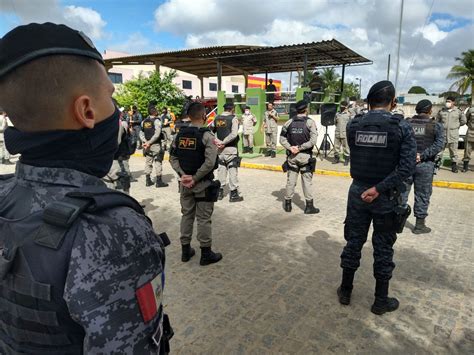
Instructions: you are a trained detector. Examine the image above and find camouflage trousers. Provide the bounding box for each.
[463,140,473,161]
[218,153,239,191]
[340,182,398,281]
[401,161,435,219]
[334,136,349,157]
[144,144,164,177]
[265,131,278,151]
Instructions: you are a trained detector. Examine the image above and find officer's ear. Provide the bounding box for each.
[72,95,96,129]
[390,98,397,110]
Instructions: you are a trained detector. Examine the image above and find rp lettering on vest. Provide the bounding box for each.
[355,131,388,147]
[178,137,197,150]
[216,120,227,127]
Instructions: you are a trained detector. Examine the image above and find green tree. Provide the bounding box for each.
[447,49,474,104]
[408,86,428,94]
[114,70,185,115]
[320,68,341,95]
[340,82,359,100]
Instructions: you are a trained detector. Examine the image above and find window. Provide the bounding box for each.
[108,72,123,84]
[182,80,192,90]
[231,85,239,93]
[209,82,217,91]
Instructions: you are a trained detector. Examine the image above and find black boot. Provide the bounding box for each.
[265,150,271,157]
[271,151,276,158]
[155,176,169,188]
[343,155,350,166]
[462,160,469,172]
[249,147,254,154]
[304,200,320,214]
[229,189,244,202]
[337,269,354,305]
[218,188,224,200]
[145,175,153,187]
[181,244,196,262]
[371,280,399,315]
[451,161,458,173]
[200,246,223,266]
[284,199,292,212]
[333,154,340,164]
[413,217,431,234]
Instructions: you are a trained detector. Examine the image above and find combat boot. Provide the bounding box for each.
[145,175,153,187]
[181,244,195,262]
[249,147,254,154]
[337,269,354,305]
[200,246,223,266]
[333,154,340,164]
[229,190,244,202]
[462,160,469,172]
[218,188,224,200]
[265,150,271,157]
[413,217,431,234]
[304,200,320,214]
[371,280,399,315]
[155,176,169,188]
[451,162,458,173]
[343,155,350,166]
[271,151,276,158]
[284,199,292,212]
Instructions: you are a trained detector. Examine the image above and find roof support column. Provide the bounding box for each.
[217,61,222,91]
[303,50,308,87]
[199,77,204,98]
[154,61,163,74]
[244,73,249,89]
[265,71,268,89]
[340,64,346,97]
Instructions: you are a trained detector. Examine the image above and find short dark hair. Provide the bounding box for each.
[367,86,395,108]
[297,108,307,114]
[340,100,348,107]
[132,105,138,110]
[187,102,205,119]
[148,105,157,116]
[446,96,456,102]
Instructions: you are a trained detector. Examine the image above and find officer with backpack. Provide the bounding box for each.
[141,105,169,188]
[280,100,319,214]
[0,23,171,354]
[170,102,223,265]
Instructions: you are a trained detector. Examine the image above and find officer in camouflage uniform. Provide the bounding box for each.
[462,106,474,172]
[241,105,257,153]
[401,100,444,234]
[280,100,319,214]
[141,105,169,188]
[212,103,244,202]
[170,103,223,265]
[333,101,351,165]
[337,81,416,315]
[264,103,279,158]
[0,23,170,354]
[436,96,467,173]
[348,97,360,118]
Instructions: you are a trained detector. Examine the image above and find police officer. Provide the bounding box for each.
[161,107,173,148]
[461,106,474,172]
[241,105,257,153]
[141,105,169,188]
[130,105,143,149]
[264,103,279,158]
[401,99,444,234]
[391,98,405,116]
[333,101,351,165]
[337,81,416,315]
[280,100,319,214]
[170,102,223,265]
[436,96,467,173]
[0,108,13,165]
[212,103,244,202]
[0,23,170,353]
[348,97,360,118]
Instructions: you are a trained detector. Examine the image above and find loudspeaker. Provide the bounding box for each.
[289,103,297,119]
[321,103,337,126]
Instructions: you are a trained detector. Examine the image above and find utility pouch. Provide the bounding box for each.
[308,157,317,172]
[282,161,289,173]
[394,204,411,234]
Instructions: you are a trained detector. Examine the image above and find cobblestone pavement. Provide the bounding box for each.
[1,157,473,354]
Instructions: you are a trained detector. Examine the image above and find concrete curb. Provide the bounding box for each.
[132,153,474,191]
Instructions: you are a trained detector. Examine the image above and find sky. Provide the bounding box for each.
[1,0,473,96]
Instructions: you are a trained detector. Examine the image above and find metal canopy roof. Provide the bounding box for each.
[105,40,371,77]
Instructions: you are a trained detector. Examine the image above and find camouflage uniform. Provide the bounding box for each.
[436,106,467,163]
[334,110,351,159]
[462,107,474,165]
[264,109,279,153]
[0,163,166,353]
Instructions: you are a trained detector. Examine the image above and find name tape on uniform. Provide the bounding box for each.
[355,131,388,148]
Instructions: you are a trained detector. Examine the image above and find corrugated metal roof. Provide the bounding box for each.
[105,40,371,77]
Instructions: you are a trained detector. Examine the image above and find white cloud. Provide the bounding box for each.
[413,23,448,45]
[109,32,163,54]
[0,0,106,40]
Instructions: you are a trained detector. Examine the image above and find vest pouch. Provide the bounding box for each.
[0,247,16,280]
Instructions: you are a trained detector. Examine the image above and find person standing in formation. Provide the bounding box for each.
[333,101,351,165]
[461,105,474,172]
[264,103,279,158]
[129,105,143,149]
[241,105,257,153]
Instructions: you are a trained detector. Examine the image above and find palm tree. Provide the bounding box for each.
[320,68,341,95]
[447,49,474,104]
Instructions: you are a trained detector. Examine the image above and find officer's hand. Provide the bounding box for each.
[361,187,379,203]
[416,153,421,163]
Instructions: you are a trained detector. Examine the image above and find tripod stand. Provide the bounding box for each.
[315,125,334,158]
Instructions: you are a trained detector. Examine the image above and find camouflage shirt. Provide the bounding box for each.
[0,163,164,354]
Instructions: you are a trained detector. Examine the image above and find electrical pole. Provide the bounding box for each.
[395,0,404,90]
[387,54,391,80]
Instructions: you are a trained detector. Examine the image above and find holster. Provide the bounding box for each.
[196,181,221,202]
[159,314,174,355]
[305,157,316,173]
[394,204,411,233]
[282,161,289,173]
[227,156,241,169]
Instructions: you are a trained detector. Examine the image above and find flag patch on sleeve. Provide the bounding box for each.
[136,273,163,323]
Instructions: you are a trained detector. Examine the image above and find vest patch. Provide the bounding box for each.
[290,127,304,134]
[355,131,388,147]
[178,137,197,150]
[412,124,426,136]
[143,122,153,129]
[136,273,163,323]
[216,120,227,127]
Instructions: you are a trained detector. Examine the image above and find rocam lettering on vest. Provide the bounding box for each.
[178,137,197,150]
[355,131,388,147]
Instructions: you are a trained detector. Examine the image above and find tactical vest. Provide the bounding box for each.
[348,111,402,185]
[286,116,312,153]
[142,116,157,141]
[174,120,191,134]
[174,127,216,180]
[407,115,436,154]
[0,186,169,354]
[214,115,239,147]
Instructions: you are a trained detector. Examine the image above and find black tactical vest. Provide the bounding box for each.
[0,185,167,354]
[286,116,312,153]
[174,120,191,134]
[348,111,402,185]
[407,115,436,154]
[174,127,216,180]
[214,115,239,147]
[142,116,157,141]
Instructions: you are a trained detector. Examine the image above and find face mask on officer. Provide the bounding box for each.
[446,101,453,109]
[245,109,250,115]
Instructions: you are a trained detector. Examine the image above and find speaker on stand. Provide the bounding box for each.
[318,103,337,159]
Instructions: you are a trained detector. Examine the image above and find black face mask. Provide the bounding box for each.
[5,107,120,178]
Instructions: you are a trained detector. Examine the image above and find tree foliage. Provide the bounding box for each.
[114,70,185,115]
[447,49,474,104]
[408,86,428,94]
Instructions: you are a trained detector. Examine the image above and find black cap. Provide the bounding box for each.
[223,103,234,110]
[295,100,308,111]
[0,22,104,79]
[415,99,432,113]
[244,105,250,109]
[367,80,395,100]
[446,96,456,102]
